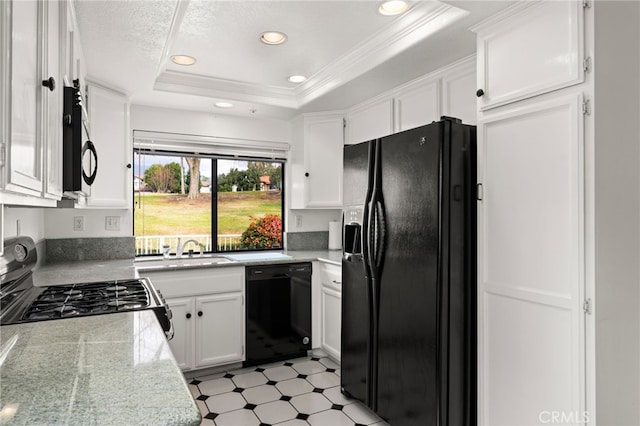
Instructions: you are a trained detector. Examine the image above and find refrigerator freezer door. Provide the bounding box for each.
[343,142,372,207]
[376,123,443,425]
[340,254,371,405]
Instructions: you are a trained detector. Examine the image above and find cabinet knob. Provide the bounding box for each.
[186,313,192,319]
[476,89,484,98]
[126,163,132,169]
[42,77,56,92]
[305,172,309,177]
[197,311,203,317]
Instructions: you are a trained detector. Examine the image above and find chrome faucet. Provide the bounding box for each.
[175,238,204,258]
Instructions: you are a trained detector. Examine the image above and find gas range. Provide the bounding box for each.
[0,237,173,339]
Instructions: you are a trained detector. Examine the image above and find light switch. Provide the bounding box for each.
[105,216,120,231]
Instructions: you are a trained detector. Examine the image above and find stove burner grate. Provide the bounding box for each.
[20,280,151,322]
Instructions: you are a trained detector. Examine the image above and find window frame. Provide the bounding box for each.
[133,148,286,257]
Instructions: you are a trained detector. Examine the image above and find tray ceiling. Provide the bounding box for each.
[73,0,512,119]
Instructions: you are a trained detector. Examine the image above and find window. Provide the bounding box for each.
[134,150,284,256]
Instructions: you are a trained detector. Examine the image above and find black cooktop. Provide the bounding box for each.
[21,279,151,322]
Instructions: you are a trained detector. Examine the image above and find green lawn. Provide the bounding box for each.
[134,191,282,236]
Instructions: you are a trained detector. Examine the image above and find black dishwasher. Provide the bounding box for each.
[245,262,312,367]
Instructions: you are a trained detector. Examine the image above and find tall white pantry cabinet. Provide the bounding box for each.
[472,2,640,426]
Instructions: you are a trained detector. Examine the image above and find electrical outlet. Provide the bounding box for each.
[73,216,84,231]
[295,215,302,228]
[105,216,120,231]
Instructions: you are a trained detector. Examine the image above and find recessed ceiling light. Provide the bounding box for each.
[215,102,233,108]
[171,54,197,66]
[260,31,287,45]
[378,0,409,16]
[288,75,307,83]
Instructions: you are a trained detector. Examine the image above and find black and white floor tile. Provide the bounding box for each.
[189,355,389,426]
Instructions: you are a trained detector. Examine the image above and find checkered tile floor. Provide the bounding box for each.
[189,355,388,426]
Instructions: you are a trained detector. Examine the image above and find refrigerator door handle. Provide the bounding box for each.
[374,200,386,269]
[365,198,376,277]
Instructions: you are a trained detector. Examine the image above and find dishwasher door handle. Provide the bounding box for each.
[273,273,290,279]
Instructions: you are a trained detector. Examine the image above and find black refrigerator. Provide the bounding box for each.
[341,117,477,426]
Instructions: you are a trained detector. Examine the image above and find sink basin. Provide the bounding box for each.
[222,252,292,262]
[135,255,237,270]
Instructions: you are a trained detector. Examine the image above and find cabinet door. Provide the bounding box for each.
[441,61,476,125]
[477,94,585,425]
[320,285,341,360]
[166,297,195,370]
[7,0,45,196]
[347,99,393,145]
[395,80,439,132]
[43,0,63,199]
[85,83,130,207]
[195,292,244,368]
[474,1,584,110]
[304,115,343,208]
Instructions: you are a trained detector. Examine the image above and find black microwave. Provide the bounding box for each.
[63,85,97,193]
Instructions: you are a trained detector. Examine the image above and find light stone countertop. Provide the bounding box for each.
[0,311,201,426]
[33,258,139,286]
[32,250,343,285]
[10,250,343,425]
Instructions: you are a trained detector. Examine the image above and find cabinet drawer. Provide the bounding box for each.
[319,262,341,290]
[143,266,244,298]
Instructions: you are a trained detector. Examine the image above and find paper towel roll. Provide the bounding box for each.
[328,221,342,250]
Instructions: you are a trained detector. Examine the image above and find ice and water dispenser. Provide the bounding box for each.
[343,207,363,256]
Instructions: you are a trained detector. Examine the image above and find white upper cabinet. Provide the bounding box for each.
[346,99,394,145]
[292,113,343,208]
[472,1,585,110]
[6,0,45,197]
[84,82,131,208]
[0,0,65,206]
[43,0,63,199]
[344,56,476,147]
[394,80,440,132]
[441,60,476,125]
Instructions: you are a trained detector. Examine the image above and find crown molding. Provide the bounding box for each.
[468,0,539,34]
[154,70,299,108]
[295,2,469,106]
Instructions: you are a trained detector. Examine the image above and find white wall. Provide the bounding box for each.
[594,2,640,424]
[131,104,292,143]
[44,208,132,239]
[4,206,45,242]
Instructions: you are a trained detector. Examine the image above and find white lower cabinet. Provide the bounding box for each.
[164,297,192,370]
[142,266,245,371]
[194,292,244,368]
[319,261,341,360]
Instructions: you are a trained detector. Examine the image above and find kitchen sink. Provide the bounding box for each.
[135,255,237,271]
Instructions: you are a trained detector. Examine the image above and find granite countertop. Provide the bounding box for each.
[33,259,139,286]
[0,311,201,426]
[32,251,343,284]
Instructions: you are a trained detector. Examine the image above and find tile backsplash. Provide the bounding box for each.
[46,237,135,263]
[286,231,329,251]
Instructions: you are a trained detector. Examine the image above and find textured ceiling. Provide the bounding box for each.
[73,0,513,119]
